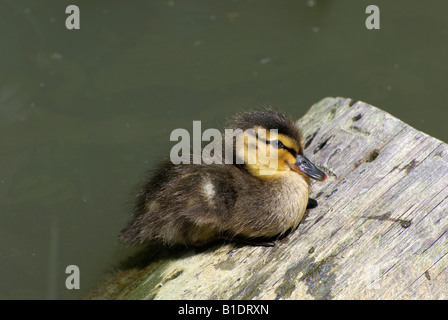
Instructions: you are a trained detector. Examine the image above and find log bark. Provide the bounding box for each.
[88,97,448,300]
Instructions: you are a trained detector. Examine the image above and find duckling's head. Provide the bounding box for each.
[226,108,327,181]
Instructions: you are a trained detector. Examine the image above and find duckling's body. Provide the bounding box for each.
[120,109,326,247]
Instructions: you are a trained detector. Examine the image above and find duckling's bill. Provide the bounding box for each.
[290,155,327,181]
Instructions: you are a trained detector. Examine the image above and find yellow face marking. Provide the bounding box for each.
[275,134,300,154]
[261,129,300,154]
[236,127,302,178]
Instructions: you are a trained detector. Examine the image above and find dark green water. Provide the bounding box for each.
[0,0,447,299]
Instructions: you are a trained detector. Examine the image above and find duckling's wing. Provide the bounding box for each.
[119,162,242,245]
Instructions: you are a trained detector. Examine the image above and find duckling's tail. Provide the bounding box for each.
[118,216,154,245]
[118,227,139,244]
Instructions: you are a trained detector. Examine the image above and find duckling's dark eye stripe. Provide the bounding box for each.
[255,133,298,158]
[254,132,268,144]
[277,143,297,157]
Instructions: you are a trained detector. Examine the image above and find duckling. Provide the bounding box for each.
[119,108,326,247]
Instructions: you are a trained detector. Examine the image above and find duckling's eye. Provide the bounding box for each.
[270,140,285,149]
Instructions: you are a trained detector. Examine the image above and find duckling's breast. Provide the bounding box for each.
[229,172,310,239]
[275,173,310,235]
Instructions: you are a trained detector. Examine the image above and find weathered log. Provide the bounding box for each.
[88,97,448,300]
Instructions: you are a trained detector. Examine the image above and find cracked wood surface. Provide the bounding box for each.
[89,97,448,300]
